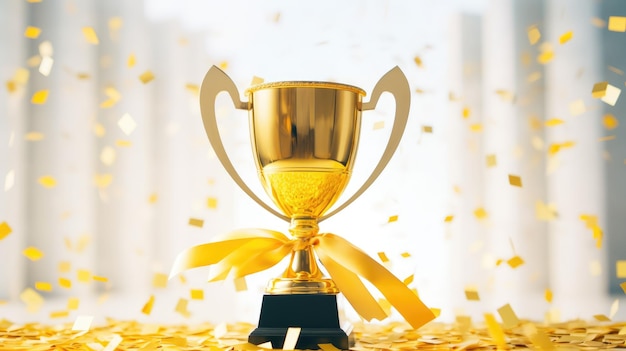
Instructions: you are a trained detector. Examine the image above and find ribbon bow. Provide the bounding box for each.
[169,229,435,329]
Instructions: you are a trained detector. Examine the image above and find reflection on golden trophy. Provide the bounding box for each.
[170,66,435,350]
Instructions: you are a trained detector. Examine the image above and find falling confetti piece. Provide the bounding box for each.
[388,215,398,223]
[603,114,619,130]
[23,246,44,261]
[569,99,586,116]
[548,141,576,155]
[484,313,506,348]
[77,269,91,283]
[207,197,218,209]
[444,215,454,222]
[103,334,123,351]
[58,261,71,273]
[559,30,573,44]
[592,82,621,106]
[141,295,155,315]
[24,26,41,39]
[115,140,132,147]
[462,107,470,119]
[175,298,190,318]
[82,27,99,44]
[25,132,45,141]
[50,310,69,318]
[497,304,520,329]
[188,218,204,228]
[373,121,385,130]
[59,278,72,289]
[610,299,619,319]
[234,277,248,292]
[185,83,199,96]
[67,297,80,310]
[485,154,497,168]
[31,90,49,104]
[38,56,53,76]
[148,193,158,204]
[35,282,52,291]
[465,286,480,301]
[139,70,155,84]
[93,275,108,282]
[318,343,340,351]
[507,255,525,268]
[218,61,228,70]
[617,261,626,278]
[544,118,564,127]
[545,288,553,303]
[0,222,12,240]
[414,56,423,68]
[537,50,554,64]
[403,274,414,286]
[523,323,555,350]
[283,327,302,350]
[527,25,541,45]
[377,252,389,263]
[620,282,626,294]
[94,123,106,137]
[118,113,137,135]
[599,135,616,142]
[608,16,626,32]
[152,273,168,288]
[474,207,488,220]
[94,174,113,189]
[400,252,411,258]
[72,315,94,331]
[127,53,136,68]
[469,123,482,132]
[100,146,116,166]
[594,314,611,322]
[508,174,523,187]
[527,71,542,83]
[536,200,558,221]
[422,125,433,133]
[190,289,204,300]
[608,65,624,75]
[20,288,44,311]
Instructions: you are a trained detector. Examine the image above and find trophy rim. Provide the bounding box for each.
[245,81,366,96]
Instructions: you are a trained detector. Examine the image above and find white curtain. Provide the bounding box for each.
[0,0,621,325]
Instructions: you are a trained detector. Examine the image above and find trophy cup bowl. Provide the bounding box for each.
[198,66,411,349]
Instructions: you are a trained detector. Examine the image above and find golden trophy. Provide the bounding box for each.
[170,66,434,350]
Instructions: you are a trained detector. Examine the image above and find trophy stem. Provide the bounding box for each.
[265,216,338,294]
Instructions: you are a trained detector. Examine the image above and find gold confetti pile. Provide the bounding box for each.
[1,318,626,350]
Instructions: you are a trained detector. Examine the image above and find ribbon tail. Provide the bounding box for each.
[317,250,387,322]
[169,238,257,279]
[318,234,436,330]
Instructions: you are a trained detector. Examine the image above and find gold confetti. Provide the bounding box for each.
[422,125,433,133]
[465,286,480,301]
[283,327,302,350]
[536,200,558,221]
[24,26,41,39]
[603,114,619,130]
[569,99,586,116]
[527,71,542,83]
[484,313,506,348]
[38,56,53,76]
[373,121,385,130]
[617,260,626,278]
[185,83,200,96]
[115,140,132,147]
[559,30,573,44]
[462,106,470,119]
[218,61,228,70]
[82,27,99,44]
[72,315,94,331]
[234,277,248,292]
[175,298,190,318]
[507,255,525,268]
[152,273,168,288]
[608,16,626,32]
[0,222,12,241]
[469,123,482,132]
[23,246,44,261]
[545,288,553,303]
[508,174,523,187]
[58,261,71,273]
[497,303,520,329]
[94,174,113,189]
[599,135,616,142]
[190,289,204,300]
[527,25,541,45]
[250,76,264,86]
[93,275,108,282]
[610,299,619,319]
[77,269,91,283]
[403,274,414,286]
[590,260,602,276]
[67,297,80,310]
[94,123,106,137]
[103,334,123,351]
[139,70,155,84]
[127,53,136,68]
[207,197,218,209]
[20,288,44,312]
[592,17,607,27]
[26,55,41,67]
[544,118,564,127]
[4,170,14,191]
[594,314,611,322]
[59,278,72,289]
[318,343,341,351]
[608,65,624,75]
[35,281,52,291]
[377,252,389,263]
[108,16,123,40]
[620,282,626,294]
[141,295,155,315]
[523,323,555,351]
[474,207,488,220]
[388,215,398,223]
[31,89,49,104]
[50,310,69,319]
[118,113,137,135]
[444,215,454,222]
[400,252,411,258]
[148,193,158,204]
[100,146,116,166]
[188,218,204,228]
[485,154,497,168]
[537,50,554,64]
[25,131,45,141]
[595,82,621,106]
[414,56,423,68]
[548,141,576,155]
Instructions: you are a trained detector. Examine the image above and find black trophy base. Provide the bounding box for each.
[248,294,352,350]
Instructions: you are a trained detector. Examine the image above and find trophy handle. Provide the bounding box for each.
[320,66,410,222]
[200,66,290,222]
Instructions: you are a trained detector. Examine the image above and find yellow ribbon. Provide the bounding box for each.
[169,229,435,330]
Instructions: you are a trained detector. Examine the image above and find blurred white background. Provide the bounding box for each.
[1,0,625,327]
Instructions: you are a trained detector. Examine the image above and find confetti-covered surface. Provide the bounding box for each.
[3,318,626,350]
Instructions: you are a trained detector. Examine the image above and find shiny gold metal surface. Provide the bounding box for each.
[199,66,411,295]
